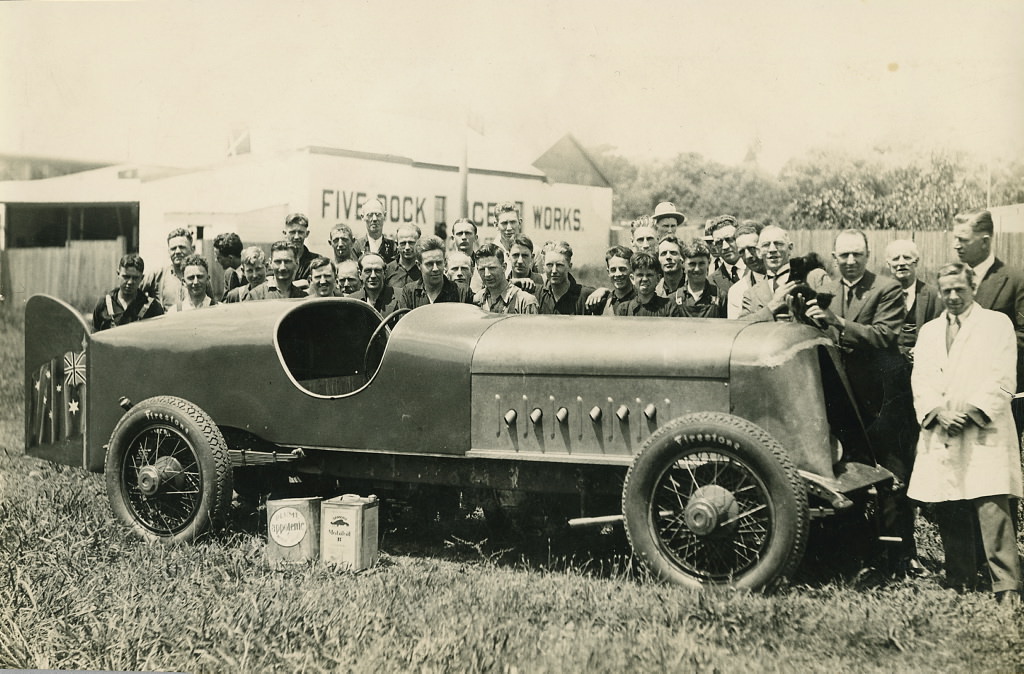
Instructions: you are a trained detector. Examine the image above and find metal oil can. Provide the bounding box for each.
[266,496,322,569]
[320,494,379,571]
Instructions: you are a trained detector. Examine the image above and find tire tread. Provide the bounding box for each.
[105,395,232,543]
[622,411,809,591]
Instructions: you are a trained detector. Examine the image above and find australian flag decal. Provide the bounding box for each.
[28,348,86,448]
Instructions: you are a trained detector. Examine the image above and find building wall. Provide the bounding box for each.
[137,149,613,273]
[138,151,311,267]
[308,152,614,266]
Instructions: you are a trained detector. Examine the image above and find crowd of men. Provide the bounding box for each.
[91,198,1024,602]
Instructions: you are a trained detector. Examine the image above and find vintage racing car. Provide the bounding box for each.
[25,293,894,590]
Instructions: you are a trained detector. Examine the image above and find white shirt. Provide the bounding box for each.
[172,295,213,312]
[727,270,765,319]
[718,259,745,283]
[971,252,996,284]
[903,282,917,313]
[840,275,865,307]
[765,265,791,288]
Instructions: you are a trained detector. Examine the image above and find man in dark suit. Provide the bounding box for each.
[885,238,943,577]
[354,199,398,265]
[953,208,1024,434]
[708,215,743,296]
[806,229,919,575]
[885,239,942,361]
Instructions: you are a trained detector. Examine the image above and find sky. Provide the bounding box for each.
[1,0,1021,172]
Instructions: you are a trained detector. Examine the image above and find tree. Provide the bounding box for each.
[591,143,1015,232]
[589,147,787,225]
[780,148,987,230]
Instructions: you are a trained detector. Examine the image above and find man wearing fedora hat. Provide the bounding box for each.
[653,202,686,240]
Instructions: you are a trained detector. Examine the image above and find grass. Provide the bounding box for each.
[1,311,1023,672]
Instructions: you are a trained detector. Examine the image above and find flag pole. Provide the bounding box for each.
[459,115,469,218]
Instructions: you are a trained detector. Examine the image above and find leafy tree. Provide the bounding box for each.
[590,143,1017,232]
[780,149,987,230]
[590,147,787,225]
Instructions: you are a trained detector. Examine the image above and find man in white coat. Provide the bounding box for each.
[908,262,1022,602]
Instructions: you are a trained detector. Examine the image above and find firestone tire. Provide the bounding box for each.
[622,412,808,591]
[105,396,232,543]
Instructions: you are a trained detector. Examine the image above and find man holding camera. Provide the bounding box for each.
[805,229,921,577]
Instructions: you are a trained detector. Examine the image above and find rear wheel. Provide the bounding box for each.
[622,412,808,591]
[105,396,232,543]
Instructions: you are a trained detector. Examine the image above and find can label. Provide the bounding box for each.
[320,494,379,571]
[269,506,308,547]
[326,513,353,537]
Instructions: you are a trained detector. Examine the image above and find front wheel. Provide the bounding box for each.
[622,412,808,591]
[105,396,232,543]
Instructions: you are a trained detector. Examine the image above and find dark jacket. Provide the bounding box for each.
[709,263,742,297]
[671,282,727,318]
[93,290,164,331]
[974,257,1024,388]
[897,279,941,356]
[537,280,598,315]
[350,285,399,315]
[830,270,911,478]
[354,236,399,265]
[398,277,473,310]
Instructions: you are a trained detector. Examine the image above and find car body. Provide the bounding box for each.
[25,293,894,590]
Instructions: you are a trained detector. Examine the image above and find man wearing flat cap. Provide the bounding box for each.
[652,201,686,240]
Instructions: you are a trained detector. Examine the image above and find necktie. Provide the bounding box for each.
[844,285,854,313]
[945,315,960,352]
[729,266,739,283]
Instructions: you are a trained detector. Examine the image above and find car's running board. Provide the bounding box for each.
[799,462,895,509]
[229,447,305,467]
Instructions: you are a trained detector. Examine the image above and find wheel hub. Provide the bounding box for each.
[136,456,185,496]
[684,485,739,536]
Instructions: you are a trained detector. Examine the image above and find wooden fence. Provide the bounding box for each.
[0,239,279,317]
[1,239,125,314]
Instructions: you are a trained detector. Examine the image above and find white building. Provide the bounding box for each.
[0,131,613,308]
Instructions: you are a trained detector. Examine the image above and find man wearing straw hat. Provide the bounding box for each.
[652,201,686,240]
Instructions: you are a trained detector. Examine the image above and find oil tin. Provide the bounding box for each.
[266,496,322,569]
[320,494,379,571]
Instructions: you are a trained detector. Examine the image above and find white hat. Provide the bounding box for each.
[653,201,686,224]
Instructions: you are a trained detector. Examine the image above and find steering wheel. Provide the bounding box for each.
[362,308,413,380]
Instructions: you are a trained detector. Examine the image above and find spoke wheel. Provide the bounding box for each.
[623,412,808,591]
[105,396,231,543]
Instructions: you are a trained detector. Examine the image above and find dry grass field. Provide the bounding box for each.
[1,309,1022,672]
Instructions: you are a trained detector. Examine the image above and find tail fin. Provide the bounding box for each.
[25,295,91,468]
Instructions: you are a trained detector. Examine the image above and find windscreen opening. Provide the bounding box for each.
[276,300,383,397]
